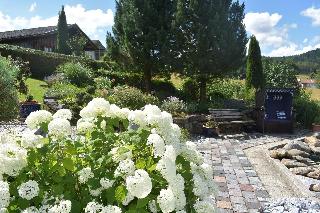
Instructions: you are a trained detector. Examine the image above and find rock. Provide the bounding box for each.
[283,141,312,153]
[305,136,320,147]
[292,156,314,165]
[289,167,314,176]
[287,149,310,158]
[270,149,287,159]
[309,184,320,192]
[281,159,307,168]
[307,170,320,179]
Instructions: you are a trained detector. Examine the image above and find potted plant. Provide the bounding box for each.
[20,94,41,119]
[312,116,320,132]
[204,120,220,136]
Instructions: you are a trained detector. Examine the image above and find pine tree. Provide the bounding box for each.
[174,0,247,101]
[246,35,264,90]
[106,0,175,92]
[56,6,70,54]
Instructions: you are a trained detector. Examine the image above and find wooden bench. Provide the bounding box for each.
[208,109,255,133]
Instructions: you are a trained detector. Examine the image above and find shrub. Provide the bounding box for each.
[1,99,216,212]
[45,82,84,100]
[0,44,111,78]
[94,77,112,90]
[44,73,67,87]
[161,96,186,117]
[97,69,144,88]
[181,78,199,101]
[294,90,320,128]
[0,56,19,121]
[151,79,178,99]
[108,86,159,110]
[57,62,93,87]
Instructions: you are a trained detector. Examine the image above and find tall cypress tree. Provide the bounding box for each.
[56,6,70,54]
[246,35,264,90]
[174,0,247,102]
[106,0,175,92]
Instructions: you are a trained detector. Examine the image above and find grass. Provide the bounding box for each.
[170,73,184,89]
[19,78,48,103]
[306,88,320,101]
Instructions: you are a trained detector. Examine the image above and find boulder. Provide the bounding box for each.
[283,141,312,154]
[281,159,307,168]
[292,156,314,165]
[289,167,314,176]
[309,184,320,192]
[287,149,310,158]
[270,149,287,159]
[307,170,320,179]
[305,136,320,147]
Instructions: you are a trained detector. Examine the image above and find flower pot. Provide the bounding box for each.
[20,101,41,119]
[312,123,320,132]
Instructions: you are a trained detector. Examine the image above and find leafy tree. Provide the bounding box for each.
[246,35,264,90]
[106,0,175,92]
[263,60,299,89]
[56,6,70,54]
[174,0,247,101]
[67,36,87,56]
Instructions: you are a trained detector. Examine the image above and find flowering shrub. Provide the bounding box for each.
[161,96,186,117]
[0,98,216,212]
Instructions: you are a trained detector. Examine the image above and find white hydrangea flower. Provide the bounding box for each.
[170,174,186,211]
[147,133,165,157]
[100,178,114,189]
[148,200,158,213]
[157,188,176,213]
[18,180,39,200]
[85,202,104,213]
[103,205,122,213]
[78,167,94,184]
[122,192,134,206]
[0,140,28,177]
[143,105,162,125]
[193,200,215,213]
[77,119,95,134]
[48,200,72,213]
[80,98,110,118]
[53,109,72,120]
[48,118,71,139]
[156,145,177,183]
[176,211,187,213]
[0,208,7,213]
[109,104,121,118]
[25,110,53,130]
[126,169,152,199]
[181,141,204,165]
[0,181,10,208]
[21,131,44,149]
[22,206,39,213]
[89,187,102,197]
[128,110,147,127]
[119,108,130,119]
[114,159,135,178]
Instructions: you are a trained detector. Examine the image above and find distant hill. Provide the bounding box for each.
[267,48,320,74]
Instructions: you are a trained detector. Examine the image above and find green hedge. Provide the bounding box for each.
[0,44,111,79]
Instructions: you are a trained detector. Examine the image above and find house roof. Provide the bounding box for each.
[297,78,317,84]
[92,40,106,50]
[0,25,77,41]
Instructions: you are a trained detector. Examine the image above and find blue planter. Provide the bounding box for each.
[20,102,41,119]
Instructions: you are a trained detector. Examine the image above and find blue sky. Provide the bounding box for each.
[1,0,320,56]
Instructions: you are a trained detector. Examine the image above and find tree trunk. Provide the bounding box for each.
[199,77,207,102]
[144,66,152,93]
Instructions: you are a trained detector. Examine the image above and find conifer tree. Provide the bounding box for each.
[56,6,70,54]
[246,35,264,90]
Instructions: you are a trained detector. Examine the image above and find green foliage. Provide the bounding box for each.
[181,78,199,101]
[56,6,70,54]
[263,60,299,89]
[94,77,112,91]
[151,80,178,100]
[246,35,264,90]
[45,82,84,100]
[161,96,186,117]
[0,56,19,121]
[67,36,87,56]
[56,62,93,87]
[108,86,159,110]
[107,0,176,91]
[175,0,247,100]
[294,90,320,128]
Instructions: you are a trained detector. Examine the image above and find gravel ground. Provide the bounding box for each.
[262,198,320,213]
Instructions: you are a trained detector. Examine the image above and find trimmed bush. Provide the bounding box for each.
[57,62,93,87]
[0,44,111,79]
[108,86,159,110]
[97,69,144,88]
[0,56,19,121]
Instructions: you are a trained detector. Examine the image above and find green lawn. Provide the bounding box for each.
[19,78,48,103]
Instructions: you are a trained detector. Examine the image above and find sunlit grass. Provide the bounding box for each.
[19,78,48,103]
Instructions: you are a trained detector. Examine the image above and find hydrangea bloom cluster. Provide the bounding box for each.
[1,98,216,212]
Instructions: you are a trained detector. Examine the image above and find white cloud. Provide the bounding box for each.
[0,4,114,44]
[29,2,37,12]
[301,6,320,26]
[303,38,308,43]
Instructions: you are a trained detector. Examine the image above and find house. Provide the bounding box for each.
[0,24,105,60]
[297,78,318,88]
